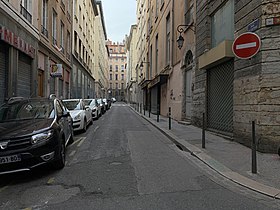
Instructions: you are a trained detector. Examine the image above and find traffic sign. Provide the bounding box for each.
[232,32,261,59]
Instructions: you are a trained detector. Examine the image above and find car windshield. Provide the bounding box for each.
[0,100,54,122]
[97,99,102,104]
[63,100,82,110]
[84,99,94,106]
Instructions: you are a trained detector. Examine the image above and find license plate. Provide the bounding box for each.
[0,155,21,164]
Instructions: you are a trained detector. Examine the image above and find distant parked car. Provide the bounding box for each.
[102,98,110,110]
[97,99,106,114]
[111,97,116,103]
[84,99,101,119]
[63,99,92,132]
[0,96,74,174]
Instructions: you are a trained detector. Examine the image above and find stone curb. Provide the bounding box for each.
[132,108,280,200]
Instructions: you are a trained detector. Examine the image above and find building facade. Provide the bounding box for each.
[135,0,196,119]
[195,0,280,153]
[126,25,138,105]
[0,0,39,104]
[94,1,109,99]
[38,0,72,99]
[107,40,127,102]
[71,0,98,99]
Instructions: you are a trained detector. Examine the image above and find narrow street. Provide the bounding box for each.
[0,103,279,210]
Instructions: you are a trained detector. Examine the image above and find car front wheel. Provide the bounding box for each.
[53,139,66,170]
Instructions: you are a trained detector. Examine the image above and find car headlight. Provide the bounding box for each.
[74,113,81,121]
[31,130,54,144]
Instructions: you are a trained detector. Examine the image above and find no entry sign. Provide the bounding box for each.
[232,32,261,59]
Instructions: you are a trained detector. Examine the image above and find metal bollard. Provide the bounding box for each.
[157,104,159,122]
[252,121,257,174]
[149,105,151,118]
[144,105,146,115]
[169,107,171,130]
[202,113,205,148]
[140,104,142,114]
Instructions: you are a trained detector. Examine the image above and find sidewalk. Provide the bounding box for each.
[132,107,280,199]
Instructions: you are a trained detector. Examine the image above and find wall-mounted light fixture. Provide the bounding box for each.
[176,24,196,50]
[139,61,150,78]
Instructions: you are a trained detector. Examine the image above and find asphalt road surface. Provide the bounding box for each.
[0,103,279,210]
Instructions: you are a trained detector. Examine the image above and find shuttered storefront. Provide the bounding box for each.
[18,52,32,97]
[207,60,234,133]
[150,86,158,114]
[0,41,8,104]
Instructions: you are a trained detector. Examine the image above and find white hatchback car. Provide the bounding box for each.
[62,99,92,132]
[84,99,101,120]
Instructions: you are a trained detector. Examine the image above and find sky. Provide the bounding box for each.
[101,0,137,43]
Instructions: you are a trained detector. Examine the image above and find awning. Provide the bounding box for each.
[148,74,168,89]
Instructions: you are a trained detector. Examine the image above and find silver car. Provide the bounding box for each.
[84,99,101,120]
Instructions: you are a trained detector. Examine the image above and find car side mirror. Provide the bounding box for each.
[62,110,70,118]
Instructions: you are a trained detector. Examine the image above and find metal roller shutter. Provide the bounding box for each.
[207,60,234,133]
[0,42,8,104]
[151,86,158,114]
[18,53,32,97]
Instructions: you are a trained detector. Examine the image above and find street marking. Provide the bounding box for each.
[236,42,256,50]
[69,151,76,157]
[77,138,85,147]
[47,178,55,184]
[68,137,83,148]
[0,185,8,193]
[93,126,99,133]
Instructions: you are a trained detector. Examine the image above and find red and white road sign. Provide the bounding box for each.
[232,32,261,59]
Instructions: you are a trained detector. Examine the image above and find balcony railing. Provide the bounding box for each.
[52,37,57,46]
[20,5,32,23]
[41,25,48,38]
[60,0,65,11]
[60,46,65,54]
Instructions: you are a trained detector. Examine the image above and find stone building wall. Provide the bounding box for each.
[234,0,280,152]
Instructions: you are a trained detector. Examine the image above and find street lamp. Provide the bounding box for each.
[176,24,196,50]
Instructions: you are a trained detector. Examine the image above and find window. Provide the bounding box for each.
[121,74,124,80]
[115,74,118,80]
[110,83,112,89]
[52,10,57,45]
[121,83,124,89]
[110,74,112,80]
[211,0,234,47]
[155,34,159,74]
[185,0,194,25]
[60,21,64,53]
[74,0,77,17]
[110,65,112,71]
[67,31,70,58]
[116,83,118,89]
[21,0,32,23]
[150,45,153,78]
[121,65,124,71]
[166,13,170,65]
[115,65,118,71]
[42,0,48,37]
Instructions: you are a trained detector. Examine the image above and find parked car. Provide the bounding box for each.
[0,96,74,174]
[102,98,110,110]
[63,99,92,132]
[84,99,101,119]
[111,97,116,103]
[97,99,106,114]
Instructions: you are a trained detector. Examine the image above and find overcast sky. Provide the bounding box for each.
[101,0,137,42]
